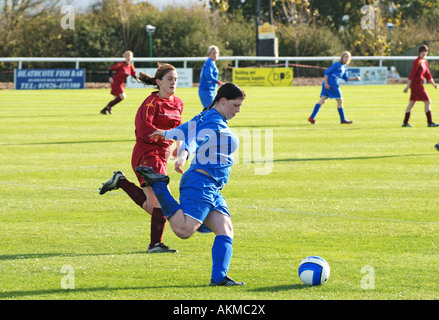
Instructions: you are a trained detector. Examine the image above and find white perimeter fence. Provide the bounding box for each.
[1,56,439,69]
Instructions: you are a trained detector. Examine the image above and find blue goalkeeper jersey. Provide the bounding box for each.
[164,108,239,189]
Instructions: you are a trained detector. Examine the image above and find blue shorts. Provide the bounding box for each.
[320,82,342,99]
[198,89,216,109]
[179,170,230,233]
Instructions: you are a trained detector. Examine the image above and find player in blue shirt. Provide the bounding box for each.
[136,83,246,286]
[199,45,223,109]
[308,51,360,124]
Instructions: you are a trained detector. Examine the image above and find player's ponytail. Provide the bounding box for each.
[138,63,177,88]
[203,82,246,111]
[138,72,156,86]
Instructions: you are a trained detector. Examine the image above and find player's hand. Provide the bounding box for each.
[149,129,165,142]
[403,87,409,93]
[174,157,186,174]
[355,76,361,81]
[324,83,330,90]
[434,84,438,90]
[109,77,114,84]
[170,146,178,160]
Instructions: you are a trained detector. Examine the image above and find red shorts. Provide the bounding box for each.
[410,85,430,101]
[111,81,125,96]
[131,143,169,187]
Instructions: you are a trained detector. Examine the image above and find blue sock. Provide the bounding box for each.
[310,103,321,119]
[211,235,233,283]
[150,181,181,219]
[338,107,346,122]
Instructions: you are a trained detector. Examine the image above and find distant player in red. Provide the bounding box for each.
[99,63,183,253]
[100,50,139,115]
[402,45,438,127]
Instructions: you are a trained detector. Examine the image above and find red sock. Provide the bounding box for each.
[108,96,122,108]
[117,178,146,208]
[150,208,166,246]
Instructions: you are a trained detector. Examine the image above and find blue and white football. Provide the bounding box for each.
[298,256,330,286]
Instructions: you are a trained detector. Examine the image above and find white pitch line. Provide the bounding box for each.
[231,204,439,226]
[1,180,438,226]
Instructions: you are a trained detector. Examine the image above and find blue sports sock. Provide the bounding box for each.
[150,181,181,219]
[337,107,346,122]
[310,103,321,119]
[211,235,233,283]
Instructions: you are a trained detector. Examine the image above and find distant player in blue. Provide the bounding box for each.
[308,51,360,124]
[199,45,223,109]
[136,83,246,286]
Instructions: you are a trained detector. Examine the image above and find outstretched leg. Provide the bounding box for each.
[337,98,352,124]
[402,101,415,127]
[148,180,201,239]
[100,171,176,252]
[100,93,126,114]
[309,96,327,124]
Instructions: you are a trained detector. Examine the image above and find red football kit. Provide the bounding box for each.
[110,61,137,96]
[131,92,184,186]
[408,57,432,101]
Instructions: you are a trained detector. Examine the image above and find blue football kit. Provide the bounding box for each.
[150,107,239,283]
[198,58,220,109]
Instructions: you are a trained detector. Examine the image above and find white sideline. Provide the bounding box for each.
[1,180,438,226]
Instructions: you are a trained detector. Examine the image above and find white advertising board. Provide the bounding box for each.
[127,68,193,88]
[340,67,387,85]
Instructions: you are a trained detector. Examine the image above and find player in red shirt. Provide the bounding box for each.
[99,63,183,253]
[402,45,438,127]
[100,50,139,115]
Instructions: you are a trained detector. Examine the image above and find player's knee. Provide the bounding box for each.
[141,195,157,214]
[223,220,234,238]
[211,217,234,238]
[173,227,194,240]
[119,93,126,100]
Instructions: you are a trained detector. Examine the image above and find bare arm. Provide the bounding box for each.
[403,80,412,93]
[175,149,188,174]
[428,78,438,89]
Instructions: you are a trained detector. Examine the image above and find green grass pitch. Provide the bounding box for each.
[0,84,438,300]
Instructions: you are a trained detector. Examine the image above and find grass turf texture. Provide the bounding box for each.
[0,85,438,300]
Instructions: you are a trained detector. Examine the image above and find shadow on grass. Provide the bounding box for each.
[0,251,150,261]
[0,284,306,299]
[0,285,207,299]
[249,284,306,292]
[0,139,133,146]
[273,153,433,162]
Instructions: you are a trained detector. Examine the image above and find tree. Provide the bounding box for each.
[0,0,61,56]
[205,0,439,30]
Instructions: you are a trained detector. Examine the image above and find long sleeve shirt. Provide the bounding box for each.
[199,58,219,91]
[164,108,239,189]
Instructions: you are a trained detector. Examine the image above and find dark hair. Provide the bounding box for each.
[419,44,429,54]
[204,83,246,111]
[138,63,176,87]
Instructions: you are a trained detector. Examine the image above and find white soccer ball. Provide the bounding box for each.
[298,256,330,286]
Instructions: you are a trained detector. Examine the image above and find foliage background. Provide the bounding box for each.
[1,0,439,78]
